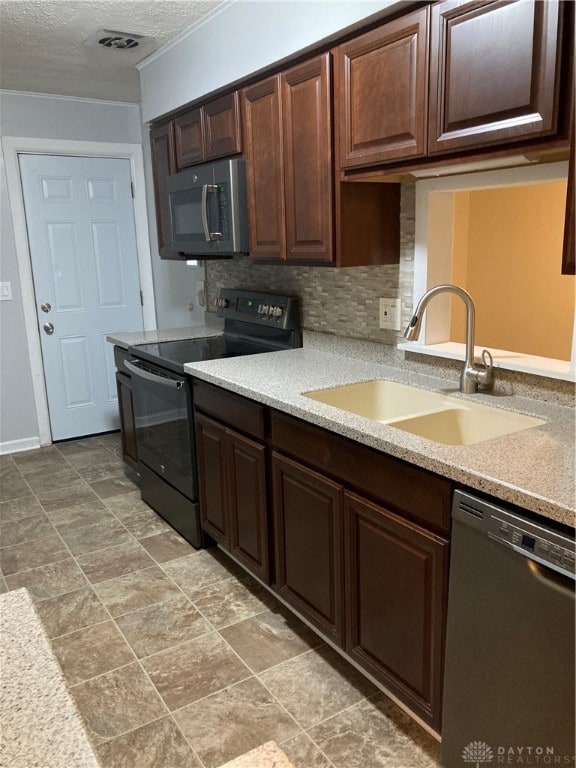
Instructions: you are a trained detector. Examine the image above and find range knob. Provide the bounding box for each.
[261,304,269,315]
[272,306,283,317]
[215,297,229,308]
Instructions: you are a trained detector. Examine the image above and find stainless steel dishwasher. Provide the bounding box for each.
[441,490,575,768]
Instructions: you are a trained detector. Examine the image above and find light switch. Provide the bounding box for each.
[0,282,12,301]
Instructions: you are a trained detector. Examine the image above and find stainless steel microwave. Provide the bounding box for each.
[166,158,249,257]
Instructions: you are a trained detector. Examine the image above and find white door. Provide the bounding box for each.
[19,154,144,441]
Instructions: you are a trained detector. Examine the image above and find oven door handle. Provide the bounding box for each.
[124,360,185,389]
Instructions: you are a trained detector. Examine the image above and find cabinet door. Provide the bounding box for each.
[174,108,204,169]
[338,7,429,168]
[429,0,562,154]
[150,123,177,257]
[228,430,270,583]
[204,92,242,160]
[242,76,286,260]
[272,452,344,645]
[344,491,448,730]
[115,372,138,471]
[195,412,229,545]
[282,53,334,262]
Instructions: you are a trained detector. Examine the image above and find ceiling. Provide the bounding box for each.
[0,0,225,103]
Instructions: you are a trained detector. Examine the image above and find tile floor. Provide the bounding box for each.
[0,434,441,768]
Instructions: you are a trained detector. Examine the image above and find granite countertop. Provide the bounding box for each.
[107,324,222,350]
[184,347,575,527]
[0,588,101,768]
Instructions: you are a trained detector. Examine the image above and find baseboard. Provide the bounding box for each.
[0,436,41,455]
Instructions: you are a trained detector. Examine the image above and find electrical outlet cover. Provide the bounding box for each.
[379,298,401,330]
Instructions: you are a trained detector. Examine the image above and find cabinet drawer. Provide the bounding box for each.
[193,380,265,440]
[270,410,452,533]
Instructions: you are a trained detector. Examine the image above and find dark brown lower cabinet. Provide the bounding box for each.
[272,452,345,645]
[113,346,138,472]
[344,491,449,731]
[196,412,229,544]
[227,430,269,581]
[195,411,269,582]
[194,380,451,730]
[115,371,138,471]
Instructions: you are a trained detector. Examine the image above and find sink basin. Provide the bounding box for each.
[388,404,545,446]
[303,380,447,422]
[303,379,545,446]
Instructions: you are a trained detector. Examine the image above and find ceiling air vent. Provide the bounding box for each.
[84,29,146,51]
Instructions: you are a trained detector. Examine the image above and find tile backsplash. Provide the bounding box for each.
[206,184,416,346]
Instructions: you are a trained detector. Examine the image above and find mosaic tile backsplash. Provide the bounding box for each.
[206,185,416,346]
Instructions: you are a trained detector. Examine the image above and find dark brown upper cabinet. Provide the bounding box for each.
[242,54,333,263]
[282,55,334,262]
[242,75,287,261]
[337,7,430,168]
[242,52,401,266]
[173,107,204,168]
[174,91,242,170]
[429,0,564,155]
[150,122,177,258]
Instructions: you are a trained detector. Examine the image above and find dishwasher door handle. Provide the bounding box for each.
[527,559,576,598]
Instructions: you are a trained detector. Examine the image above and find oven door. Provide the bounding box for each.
[125,358,197,499]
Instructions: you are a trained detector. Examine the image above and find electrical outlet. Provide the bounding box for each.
[379,298,401,330]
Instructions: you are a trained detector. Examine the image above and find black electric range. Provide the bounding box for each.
[126,289,301,547]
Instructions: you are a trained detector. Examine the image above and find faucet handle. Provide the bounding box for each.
[477,349,494,390]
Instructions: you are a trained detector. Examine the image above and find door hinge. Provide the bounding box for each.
[130,182,135,198]
[139,290,144,306]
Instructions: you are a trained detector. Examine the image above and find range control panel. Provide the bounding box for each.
[215,289,300,332]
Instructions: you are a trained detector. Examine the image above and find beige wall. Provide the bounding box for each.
[450,181,573,360]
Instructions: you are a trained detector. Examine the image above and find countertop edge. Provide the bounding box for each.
[107,325,222,349]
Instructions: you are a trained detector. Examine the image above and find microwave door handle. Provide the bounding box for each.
[124,360,184,389]
[201,184,211,242]
[201,184,222,242]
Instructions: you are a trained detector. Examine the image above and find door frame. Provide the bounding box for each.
[2,136,157,445]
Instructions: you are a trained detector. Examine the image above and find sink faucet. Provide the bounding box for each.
[404,284,494,394]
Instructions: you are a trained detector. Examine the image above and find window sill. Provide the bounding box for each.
[397,341,575,383]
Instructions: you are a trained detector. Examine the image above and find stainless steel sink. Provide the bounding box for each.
[303,380,545,446]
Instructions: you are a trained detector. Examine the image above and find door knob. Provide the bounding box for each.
[43,322,54,335]
[41,302,52,313]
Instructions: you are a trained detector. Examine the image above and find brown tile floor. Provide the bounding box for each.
[0,435,441,768]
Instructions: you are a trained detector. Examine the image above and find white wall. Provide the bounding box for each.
[139,0,409,122]
[0,149,39,451]
[0,91,145,451]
